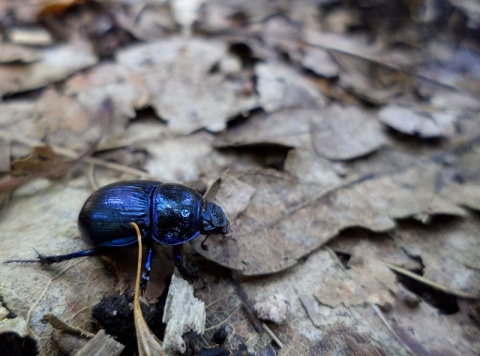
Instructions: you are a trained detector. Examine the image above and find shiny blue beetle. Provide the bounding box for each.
[8,180,230,286]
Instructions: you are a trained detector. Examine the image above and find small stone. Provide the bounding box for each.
[253,294,289,324]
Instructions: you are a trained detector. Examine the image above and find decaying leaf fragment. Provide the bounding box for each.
[0,303,28,338]
[217,108,314,149]
[239,248,408,354]
[219,105,386,161]
[0,41,97,97]
[256,62,326,112]
[379,104,456,138]
[385,285,480,355]
[116,37,257,134]
[195,154,476,275]
[0,98,113,194]
[311,105,386,160]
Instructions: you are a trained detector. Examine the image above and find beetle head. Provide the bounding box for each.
[201,202,230,236]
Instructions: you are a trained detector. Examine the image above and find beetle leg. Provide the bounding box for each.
[173,245,198,282]
[140,245,154,293]
[4,248,104,265]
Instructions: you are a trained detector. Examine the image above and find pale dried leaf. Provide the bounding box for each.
[0,43,41,63]
[65,63,149,139]
[379,104,456,138]
[386,285,480,355]
[0,178,117,355]
[6,26,53,46]
[256,62,325,112]
[171,0,204,33]
[218,108,314,149]
[312,105,386,160]
[0,89,96,149]
[239,249,409,354]
[116,37,257,133]
[284,148,341,185]
[302,47,339,78]
[0,41,97,96]
[392,216,480,294]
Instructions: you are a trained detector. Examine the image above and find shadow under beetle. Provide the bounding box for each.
[6,180,230,289]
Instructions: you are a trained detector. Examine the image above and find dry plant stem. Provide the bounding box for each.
[261,322,284,349]
[87,161,99,191]
[369,304,415,355]
[45,312,94,338]
[325,247,347,272]
[381,259,478,300]
[131,221,164,356]
[0,129,157,180]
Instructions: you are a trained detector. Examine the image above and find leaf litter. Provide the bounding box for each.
[0,0,480,354]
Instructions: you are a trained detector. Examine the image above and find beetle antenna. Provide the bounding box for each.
[4,258,41,264]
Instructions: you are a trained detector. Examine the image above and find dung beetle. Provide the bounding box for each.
[6,180,230,288]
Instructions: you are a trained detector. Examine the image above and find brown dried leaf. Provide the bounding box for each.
[116,37,257,133]
[256,62,325,112]
[0,98,112,194]
[392,216,480,295]
[11,145,65,176]
[194,154,475,275]
[301,47,339,78]
[386,285,480,355]
[0,43,41,63]
[311,105,386,160]
[0,89,97,149]
[238,248,409,354]
[0,178,117,355]
[205,174,255,221]
[218,108,313,149]
[0,41,97,97]
[379,104,456,138]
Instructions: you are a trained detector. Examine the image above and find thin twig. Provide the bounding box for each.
[369,303,415,356]
[262,322,284,348]
[0,129,157,180]
[381,259,478,300]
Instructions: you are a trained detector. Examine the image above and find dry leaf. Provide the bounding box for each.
[301,46,339,78]
[311,105,386,160]
[238,248,409,354]
[195,151,477,275]
[0,41,97,96]
[379,104,456,138]
[0,43,41,63]
[386,285,480,355]
[218,108,314,149]
[116,37,257,133]
[256,62,325,112]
